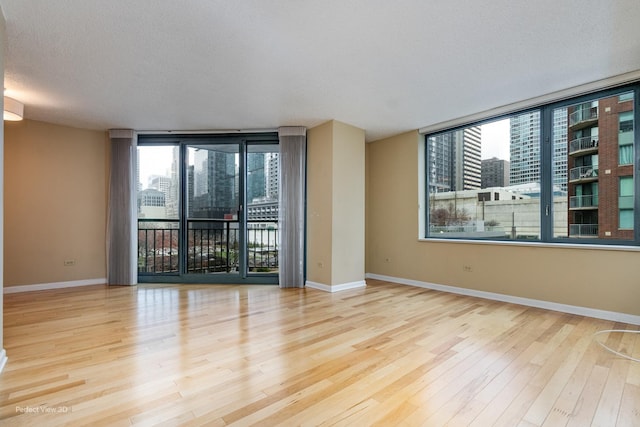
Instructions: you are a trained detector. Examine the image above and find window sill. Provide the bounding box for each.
[418,237,640,252]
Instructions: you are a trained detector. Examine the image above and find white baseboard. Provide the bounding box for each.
[0,349,7,374]
[3,278,107,294]
[366,273,640,326]
[306,280,367,293]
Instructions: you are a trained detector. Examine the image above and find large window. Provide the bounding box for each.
[425,85,638,245]
[136,133,280,283]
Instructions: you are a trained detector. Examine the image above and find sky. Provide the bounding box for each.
[138,146,175,188]
[138,122,512,187]
[481,118,510,160]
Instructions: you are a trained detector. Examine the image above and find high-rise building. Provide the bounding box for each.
[508,110,568,193]
[246,151,279,222]
[428,126,482,192]
[460,127,482,190]
[481,157,510,188]
[552,108,568,192]
[510,112,541,186]
[191,148,237,219]
[165,146,180,219]
[138,188,166,218]
[266,153,279,200]
[247,153,266,203]
[567,92,634,239]
[148,175,171,194]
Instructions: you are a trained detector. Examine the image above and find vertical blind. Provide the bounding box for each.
[278,126,306,288]
[107,129,137,285]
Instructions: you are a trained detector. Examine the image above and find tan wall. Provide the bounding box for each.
[366,130,640,316]
[4,120,108,287]
[306,121,333,285]
[331,121,365,285]
[307,120,365,287]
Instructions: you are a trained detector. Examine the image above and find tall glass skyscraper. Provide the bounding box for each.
[509,110,567,192]
[428,126,482,192]
[509,112,541,186]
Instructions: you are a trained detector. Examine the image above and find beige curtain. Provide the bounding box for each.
[278,126,306,288]
[107,129,138,285]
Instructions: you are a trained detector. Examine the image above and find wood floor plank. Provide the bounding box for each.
[0,280,638,426]
[615,383,640,427]
[524,317,602,426]
[540,320,607,427]
[591,357,630,426]
[565,365,609,427]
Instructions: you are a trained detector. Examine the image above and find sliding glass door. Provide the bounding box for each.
[246,143,280,275]
[186,143,240,276]
[137,134,279,284]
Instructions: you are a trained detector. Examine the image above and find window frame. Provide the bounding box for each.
[424,83,639,246]
[136,132,281,284]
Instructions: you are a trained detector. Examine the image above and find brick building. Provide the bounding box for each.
[567,92,634,239]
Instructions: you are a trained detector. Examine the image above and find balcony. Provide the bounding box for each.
[569,106,598,130]
[568,135,599,156]
[568,165,598,183]
[569,195,598,210]
[138,219,179,273]
[138,219,279,274]
[569,224,598,237]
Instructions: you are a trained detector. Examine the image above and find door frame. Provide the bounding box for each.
[137,132,279,284]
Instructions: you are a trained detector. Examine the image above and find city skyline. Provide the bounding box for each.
[137,146,279,221]
[427,90,635,241]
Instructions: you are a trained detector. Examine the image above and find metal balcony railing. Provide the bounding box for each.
[569,224,598,237]
[187,219,240,274]
[569,165,598,181]
[569,195,598,209]
[138,219,278,274]
[568,136,599,154]
[246,223,279,273]
[569,106,598,128]
[138,219,180,273]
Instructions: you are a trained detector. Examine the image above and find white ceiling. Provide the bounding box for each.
[2,0,640,142]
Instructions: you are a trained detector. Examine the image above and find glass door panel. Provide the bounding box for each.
[137,145,180,275]
[186,144,241,275]
[246,143,280,274]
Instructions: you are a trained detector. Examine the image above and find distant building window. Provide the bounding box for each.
[619,111,634,165]
[619,92,634,102]
[619,177,634,230]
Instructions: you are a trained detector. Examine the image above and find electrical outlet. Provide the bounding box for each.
[463,265,472,272]
[317,262,324,268]
[64,259,76,267]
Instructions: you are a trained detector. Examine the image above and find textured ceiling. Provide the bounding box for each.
[2,0,640,141]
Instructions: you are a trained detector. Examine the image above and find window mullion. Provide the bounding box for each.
[540,106,553,242]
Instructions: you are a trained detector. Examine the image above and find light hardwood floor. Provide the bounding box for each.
[1,279,639,426]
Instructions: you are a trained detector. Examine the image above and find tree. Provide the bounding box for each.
[430,202,470,226]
